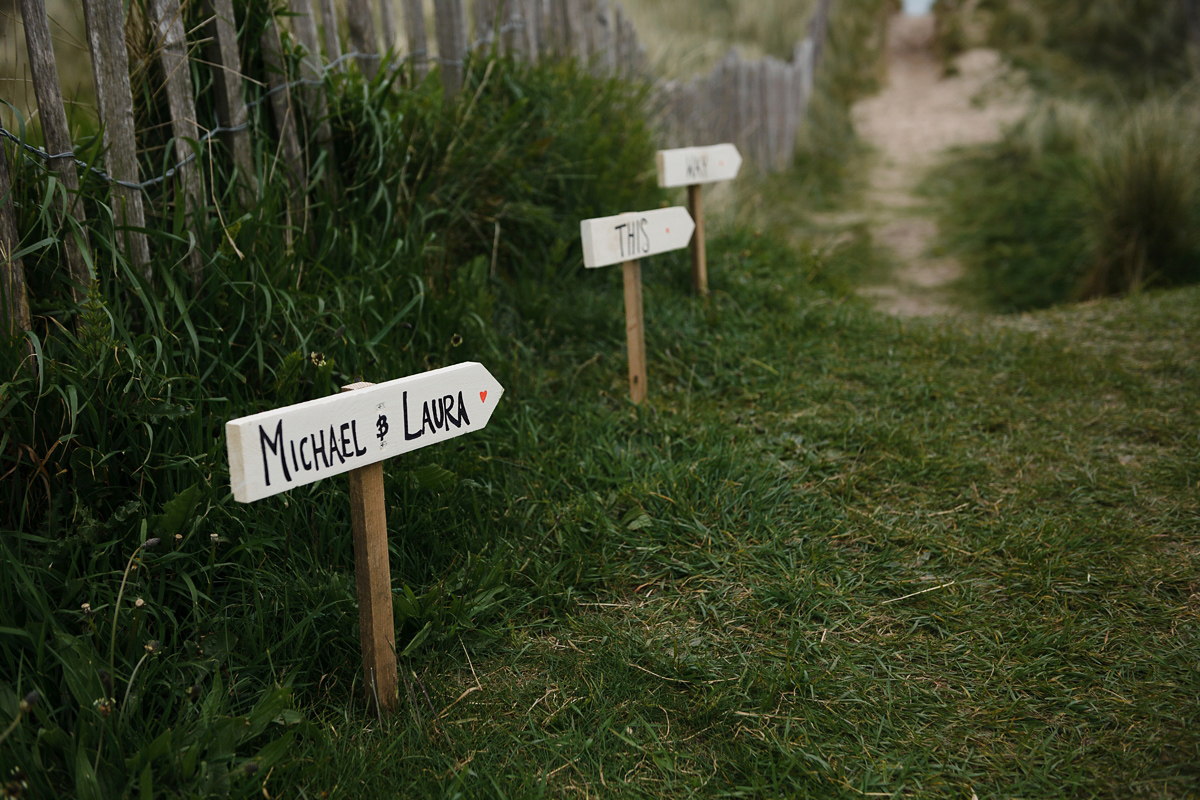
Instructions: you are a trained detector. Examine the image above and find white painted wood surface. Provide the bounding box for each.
[227,363,504,502]
[656,143,742,188]
[580,207,695,269]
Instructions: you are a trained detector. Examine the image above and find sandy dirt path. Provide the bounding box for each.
[848,13,1026,316]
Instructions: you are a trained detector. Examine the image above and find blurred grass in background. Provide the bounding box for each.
[926,0,1200,310]
[617,0,818,78]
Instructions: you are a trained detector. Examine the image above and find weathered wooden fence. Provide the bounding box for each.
[0,0,835,340]
[658,0,833,172]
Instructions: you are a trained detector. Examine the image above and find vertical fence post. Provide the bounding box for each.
[518,0,539,60]
[797,37,815,125]
[716,51,735,145]
[591,0,615,74]
[287,0,335,172]
[770,59,784,171]
[82,0,151,281]
[782,61,798,169]
[19,0,90,303]
[472,0,498,50]
[612,3,627,77]
[149,0,205,288]
[810,0,831,73]
[402,0,429,76]
[205,0,257,204]
[260,13,305,251]
[735,55,750,160]
[0,141,31,346]
[379,0,398,53]
[564,0,586,62]
[536,0,553,60]
[503,0,529,57]
[346,0,380,79]
[319,0,344,69]
[434,0,469,100]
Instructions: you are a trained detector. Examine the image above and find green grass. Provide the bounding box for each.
[282,234,1199,797]
[922,94,1200,311]
[931,0,1197,100]
[2,2,1199,797]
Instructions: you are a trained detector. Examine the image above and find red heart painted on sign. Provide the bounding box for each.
[480,391,488,403]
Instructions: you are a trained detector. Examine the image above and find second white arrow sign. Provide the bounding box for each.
[580,207,696,269]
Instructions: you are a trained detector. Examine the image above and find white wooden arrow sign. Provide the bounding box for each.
[580,207,696,269]
[226,362,504,503]
[655,143,742,189]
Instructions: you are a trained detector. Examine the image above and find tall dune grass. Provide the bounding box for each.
[932,0,1197,98]
[1083,96,1200,295]
[926,92,1200,310]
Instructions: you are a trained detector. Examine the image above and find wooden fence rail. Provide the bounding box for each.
[0,0,835,338]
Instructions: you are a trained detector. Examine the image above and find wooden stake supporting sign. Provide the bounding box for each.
[580,207,695,404]
[226,363,504,713]
[655,143,742,296]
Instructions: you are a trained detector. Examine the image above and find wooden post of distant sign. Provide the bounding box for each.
[655,144,742,297]
[621,260,647,404]
[580,207,695,404]
[226,363,504,713]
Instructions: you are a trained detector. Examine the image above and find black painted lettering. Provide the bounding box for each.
[421,400,435,435]
[457,391,471,427]
[615,223,627,258]
[299,436,312,471]
[328,425,345,464]
[443,395,459,428]
[403,391,423,441]
[258,420,291,487]
[431,396,445,430]
[351,420,368,456]
[339,422,352,459]
[290,440,300,475]
[313,430,328,469]
[638,218,651,254]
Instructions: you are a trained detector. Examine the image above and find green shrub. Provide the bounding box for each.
[0,33,661,794]
[938,0,1197,98]
[1081,97,1200,295]
[926,95,1200,310]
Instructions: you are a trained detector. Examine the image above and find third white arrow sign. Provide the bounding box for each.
[580,207,696,269]
[656,143,743,188]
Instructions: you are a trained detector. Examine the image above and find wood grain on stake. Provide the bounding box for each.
[622,260,647,404]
